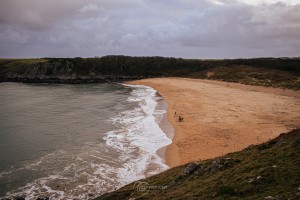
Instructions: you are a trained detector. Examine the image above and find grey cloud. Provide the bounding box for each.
[0,26,29,44]
[176,2,300,50]
[0,0,83,30]
[0,0,299,58]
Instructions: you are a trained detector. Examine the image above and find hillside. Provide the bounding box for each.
[95,129,300,200]
[0,56,299,89]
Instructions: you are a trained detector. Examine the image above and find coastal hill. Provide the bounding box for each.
[96,129,300,200]
[0,56,299,90]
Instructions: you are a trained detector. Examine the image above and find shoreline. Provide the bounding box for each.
[155,94,174,169]
[127,82,180,167]
[128,78,300,167]
[122,83,172,178]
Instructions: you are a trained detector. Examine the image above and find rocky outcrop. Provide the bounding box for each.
[183,162,201,175]
[0,59,143,84]
[165,158,241,189]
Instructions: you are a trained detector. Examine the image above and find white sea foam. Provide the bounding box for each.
[105,84,172,183]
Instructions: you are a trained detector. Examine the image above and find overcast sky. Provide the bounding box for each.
[0,0,299,58]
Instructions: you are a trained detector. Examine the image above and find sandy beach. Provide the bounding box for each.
[129,78,300,167]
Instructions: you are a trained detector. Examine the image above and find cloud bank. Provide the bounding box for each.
[0,0,299,58]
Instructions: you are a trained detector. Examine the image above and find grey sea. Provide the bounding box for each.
[0,82,171,199]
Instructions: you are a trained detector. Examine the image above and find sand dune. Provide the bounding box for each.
[129,78,300,167]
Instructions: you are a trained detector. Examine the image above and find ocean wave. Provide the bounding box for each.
[105,84,172,182]
[1,84,172,200]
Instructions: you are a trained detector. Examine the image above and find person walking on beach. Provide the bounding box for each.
[179,116,184,122]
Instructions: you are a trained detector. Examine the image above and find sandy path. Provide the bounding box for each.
[129,78,300,167]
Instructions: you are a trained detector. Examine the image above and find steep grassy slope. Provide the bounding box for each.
[189,65,300,89]
[95,129,300,200]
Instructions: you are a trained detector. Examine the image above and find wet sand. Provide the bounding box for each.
[129,78,300,167]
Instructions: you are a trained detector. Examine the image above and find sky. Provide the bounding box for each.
[0,0,299,58]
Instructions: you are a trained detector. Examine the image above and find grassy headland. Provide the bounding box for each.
[0,56,299,89]
[95,129,300,200]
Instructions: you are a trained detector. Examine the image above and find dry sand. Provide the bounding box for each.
[129,78,300,167]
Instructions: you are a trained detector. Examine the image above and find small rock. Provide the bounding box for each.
[264,196,276,199]
[210,159,227,173]
[183,163,200,175]
[248,178,255,183]
[194,165,205,176]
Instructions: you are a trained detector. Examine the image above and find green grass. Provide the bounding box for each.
[188,65,300,90]
[0,58,48,75]
[95,129,300,200]
[0,58,48,67]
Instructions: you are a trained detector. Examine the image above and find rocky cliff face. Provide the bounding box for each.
[7,60,76,79]
[0,59,141,83]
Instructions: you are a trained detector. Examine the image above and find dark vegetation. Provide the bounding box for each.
[95,129,300,200]
[0,56,299,89]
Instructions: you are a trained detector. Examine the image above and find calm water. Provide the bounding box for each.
[0,82,171,199]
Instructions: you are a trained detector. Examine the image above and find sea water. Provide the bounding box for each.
[0,82,172,199]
